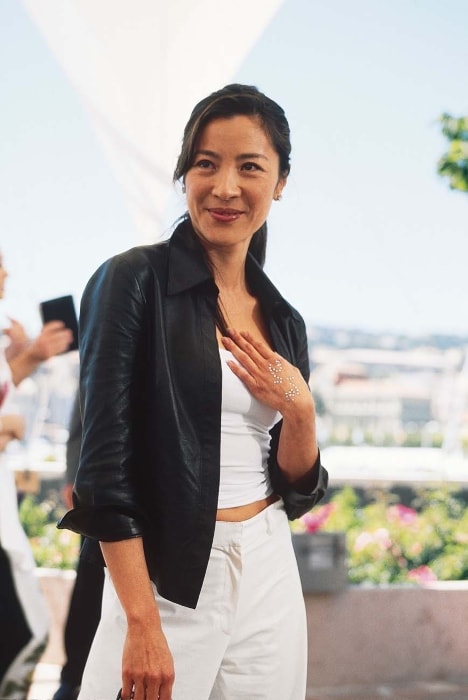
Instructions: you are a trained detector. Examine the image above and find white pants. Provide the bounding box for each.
[79,500,307,700]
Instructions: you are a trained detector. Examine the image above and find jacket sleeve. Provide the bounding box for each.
[268,313,328,521]
[59,254,146,541]
[64,391,81,486]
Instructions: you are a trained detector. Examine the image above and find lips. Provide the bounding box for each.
[208,208,243,223]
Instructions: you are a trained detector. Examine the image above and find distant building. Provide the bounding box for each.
[309,343,466,447]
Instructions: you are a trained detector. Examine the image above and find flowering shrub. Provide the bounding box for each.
[19,485,468,582]
[292,486,468,584]
[19,493,80,569]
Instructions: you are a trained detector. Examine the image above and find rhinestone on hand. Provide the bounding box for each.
[268,359,300,401]
[268,358,284,384]
[284,376,300,402]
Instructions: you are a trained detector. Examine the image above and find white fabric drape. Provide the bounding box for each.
[20,0,285,243]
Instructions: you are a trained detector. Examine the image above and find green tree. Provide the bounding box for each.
[437,113,468,192]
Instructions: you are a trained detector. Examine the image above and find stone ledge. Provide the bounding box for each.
[36,570,468,687]
[306,583,468,686]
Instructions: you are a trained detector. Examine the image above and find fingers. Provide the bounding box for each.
[30,322,73,359]
[121,628,175,700]
[222,329,289,379]
[42,320,67,332]
[121,675,173,700]
[6,317,27,335]
[223,328,270,359]
[221,329,306,411]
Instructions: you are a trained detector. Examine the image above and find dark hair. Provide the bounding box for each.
[173,84,291,267]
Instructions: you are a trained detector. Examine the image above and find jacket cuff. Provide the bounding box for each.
[274,449,329,521]
[58,507,143,542]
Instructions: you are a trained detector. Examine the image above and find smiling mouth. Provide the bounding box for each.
[208,208,243,222]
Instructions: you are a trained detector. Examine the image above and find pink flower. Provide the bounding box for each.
[407,565,437,583]
[387,504,418,525]
[301,503,335,533]
[354,528,391,552]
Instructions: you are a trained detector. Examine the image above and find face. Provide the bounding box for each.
[184,115,286,255]
[0,253,7,299]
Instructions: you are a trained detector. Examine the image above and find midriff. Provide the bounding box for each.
[216,493,279,522]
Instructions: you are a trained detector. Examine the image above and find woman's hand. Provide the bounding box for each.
[0,414,25,452]
[222,329,319,484]
[3,317,29,360]
[221,329,314,417]
[28,321,73,361]
[122,620,174,700]
[8,321,74,385]
[100,539,175,700]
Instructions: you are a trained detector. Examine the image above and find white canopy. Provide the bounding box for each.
[21,0,285,242]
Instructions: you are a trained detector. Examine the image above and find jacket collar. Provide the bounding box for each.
[167,218,213,295]
[245,254,291,318]
[166,217,292,318]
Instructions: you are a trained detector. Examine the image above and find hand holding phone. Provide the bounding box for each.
[39,295,79,352]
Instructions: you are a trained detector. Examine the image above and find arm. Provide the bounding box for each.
[3,318,29,361]
[62,391,82,509]
[222,327,327,516]
[8,321,73,385]
[59,255,146,539]
[0,413,25,452]
[275,387,318,482]
[59,255,174,699]
[100,539,174,700]
[223,328,318,479]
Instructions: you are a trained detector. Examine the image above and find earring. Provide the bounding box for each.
[274,193,282,201]
[181,183,186,194]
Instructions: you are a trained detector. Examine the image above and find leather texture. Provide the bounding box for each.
[59,219,328,608]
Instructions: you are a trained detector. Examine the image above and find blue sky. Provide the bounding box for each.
[1,0,468,336]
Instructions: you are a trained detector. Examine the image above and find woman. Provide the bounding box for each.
[0,253,47,699]
[0,370,46,700]
[0,251,73,699]
[60,84,328,700]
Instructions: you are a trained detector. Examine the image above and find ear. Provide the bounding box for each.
[274,176,287,201]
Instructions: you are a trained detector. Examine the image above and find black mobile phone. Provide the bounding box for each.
[39,295,79,352]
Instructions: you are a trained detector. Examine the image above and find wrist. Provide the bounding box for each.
[281,394,315,423]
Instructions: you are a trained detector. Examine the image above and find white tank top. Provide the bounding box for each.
[218,348,281,509]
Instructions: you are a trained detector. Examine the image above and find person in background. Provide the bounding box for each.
[0,251,72,700]
[60,83,328,700]
[52,392,104,700]
[4,315,73,386]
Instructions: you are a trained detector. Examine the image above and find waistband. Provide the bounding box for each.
[212,498,287,548]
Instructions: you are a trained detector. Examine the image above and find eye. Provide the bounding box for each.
[241,162,262,172]
[193,158,214,170]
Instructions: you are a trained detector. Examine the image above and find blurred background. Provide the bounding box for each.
[1,0,468,571]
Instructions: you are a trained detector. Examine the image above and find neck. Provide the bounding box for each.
[204,247,249,294]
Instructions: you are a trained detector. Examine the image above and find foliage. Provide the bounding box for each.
[437,113,468,193]
[19,492,80,569]
[292,486,468,584]
[20,484,468,584]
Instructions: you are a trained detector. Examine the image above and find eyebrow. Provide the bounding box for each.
[195,149,269,161]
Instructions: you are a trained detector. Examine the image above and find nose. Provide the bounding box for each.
[212,167,241,200]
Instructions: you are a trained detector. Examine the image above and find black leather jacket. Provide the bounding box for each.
[59,219,328,608]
